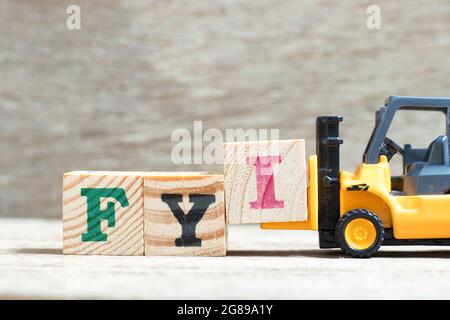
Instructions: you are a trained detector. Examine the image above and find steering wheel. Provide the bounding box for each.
[379,137,404,161]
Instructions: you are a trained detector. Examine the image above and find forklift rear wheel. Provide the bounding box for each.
[336,209,384,258]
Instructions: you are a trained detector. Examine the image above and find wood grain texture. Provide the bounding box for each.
[224,140,307,224]
[63,171,144,255]
[144,173,226,256]
[3,0,450,220]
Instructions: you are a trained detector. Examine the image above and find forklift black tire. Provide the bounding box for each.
[336,209,384,258]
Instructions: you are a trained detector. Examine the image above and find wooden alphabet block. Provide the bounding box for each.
[63,171,144,255]
[224,139,307,224]
[144,173,226,256]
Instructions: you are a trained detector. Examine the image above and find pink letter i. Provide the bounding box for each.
[246,155,285,209]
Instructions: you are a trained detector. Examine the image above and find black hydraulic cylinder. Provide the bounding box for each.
[316,116,343,248]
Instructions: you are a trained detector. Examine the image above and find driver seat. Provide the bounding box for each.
[405,135,449,175]
[425,135,449,165]
[403,135,450,195]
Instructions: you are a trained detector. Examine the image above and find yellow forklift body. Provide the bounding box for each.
[340,156,450,239]
[263,154,450,239]
[260,155,318,231]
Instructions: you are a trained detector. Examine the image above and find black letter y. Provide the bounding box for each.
[161,194,216,247]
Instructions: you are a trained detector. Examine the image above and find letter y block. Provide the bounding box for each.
[144,173,226,256]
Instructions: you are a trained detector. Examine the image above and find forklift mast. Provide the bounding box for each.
[316,116,343,248]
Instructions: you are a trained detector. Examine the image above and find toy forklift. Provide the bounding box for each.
[262,96,450,257]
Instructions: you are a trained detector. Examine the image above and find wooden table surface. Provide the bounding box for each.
[1,218,450,299]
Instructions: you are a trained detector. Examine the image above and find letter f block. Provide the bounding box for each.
[63,171,144,255]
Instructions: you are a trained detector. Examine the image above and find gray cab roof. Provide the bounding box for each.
[363,96,450,164]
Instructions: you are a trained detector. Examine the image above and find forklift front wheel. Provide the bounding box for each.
[336,209,384,258]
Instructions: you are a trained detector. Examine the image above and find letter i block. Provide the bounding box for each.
[223,139,307,223]
[63,171,144,255]
[144,173,226,256]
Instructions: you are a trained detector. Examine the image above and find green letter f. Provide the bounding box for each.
[81,188,129,242]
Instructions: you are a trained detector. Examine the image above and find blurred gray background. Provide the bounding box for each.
[2,0,450,219]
